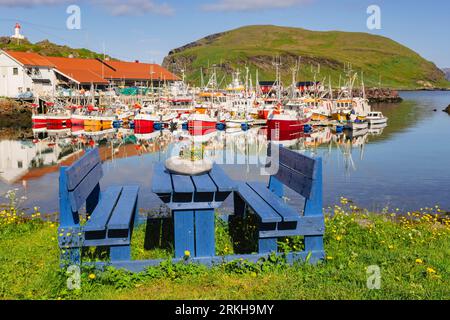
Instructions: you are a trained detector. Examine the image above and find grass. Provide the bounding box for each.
[0,195,449,300]
[0,38,110,60]
[166,25,450,90]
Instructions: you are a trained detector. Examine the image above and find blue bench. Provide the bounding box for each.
[234,144,325,261]
[58,148,139,265]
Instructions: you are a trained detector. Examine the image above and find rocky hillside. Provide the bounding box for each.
[0,37,110,60]
[163,25,450,90]
[443,68,450,81]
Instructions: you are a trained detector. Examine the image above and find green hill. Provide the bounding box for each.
[162,25,449,90]
[0,37,110,60]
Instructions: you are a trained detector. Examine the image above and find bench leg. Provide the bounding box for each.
[258,238,277,254]
[194,209,215,257]
[233,192,247,217]
[173,210,195,258]
[60,248,81,266]
[110,245,131,262]
[304,235,324,253]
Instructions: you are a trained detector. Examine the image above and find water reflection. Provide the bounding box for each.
[1,91,450,213]
[0,124,383,206]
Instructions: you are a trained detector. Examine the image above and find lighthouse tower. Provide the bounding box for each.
[11,23,25,40]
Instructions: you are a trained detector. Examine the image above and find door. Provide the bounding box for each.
[0,67,7,97]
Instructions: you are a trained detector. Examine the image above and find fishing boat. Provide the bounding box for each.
[267,105,311,135]
[70,106,88,127]
[134,110,178,129]
[187,113,219,131]
[366,111,388,126]
[45,103,71,129]
[344,120,369,131]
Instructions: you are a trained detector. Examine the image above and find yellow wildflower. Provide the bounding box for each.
[415,259,423,265]
[426,267,437,274]
[88,273,96,280]
[184,250,191,257]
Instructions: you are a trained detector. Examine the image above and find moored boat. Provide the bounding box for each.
[366,111,388,126]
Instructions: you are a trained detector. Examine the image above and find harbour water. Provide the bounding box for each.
[0,91,449,215]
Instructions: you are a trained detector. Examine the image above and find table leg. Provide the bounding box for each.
[194,209,215,257]
[173,210,195,258]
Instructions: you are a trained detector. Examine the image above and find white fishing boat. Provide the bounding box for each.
[366,111,388,126]
[344,120,369,131]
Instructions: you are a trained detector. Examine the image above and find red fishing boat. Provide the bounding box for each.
[187,113,219,130]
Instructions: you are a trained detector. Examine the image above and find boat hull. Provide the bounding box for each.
[46,116,71,129]
[267,117,310,132]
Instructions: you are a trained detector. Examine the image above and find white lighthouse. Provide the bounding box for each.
[11,23,25,40]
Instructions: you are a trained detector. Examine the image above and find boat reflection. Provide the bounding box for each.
[0,124,387,185]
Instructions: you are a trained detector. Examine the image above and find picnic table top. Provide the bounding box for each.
[151,163,237,210]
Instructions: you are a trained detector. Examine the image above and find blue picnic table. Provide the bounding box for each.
[151,163,237,258]
[58,145,325,272]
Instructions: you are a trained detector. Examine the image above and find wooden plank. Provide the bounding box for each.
[247,182,300,222]
[107,186,139,231]
[66,148,101,191]
[208,165,236,192]
[192,174,217,193]
[59,167,80,227]
[83,186,122,232]
[259,216,325,238]
[236,182,282,223]
[173,210,195,258]
[151,163,173,194]
[110,245,131,262]
[278,146,316,179]
[68,163,103,212]
[304,157,325,253]
[195,210,215,257]
[172,174,195,193]
[273,164,313,199]
[259,238,277,253]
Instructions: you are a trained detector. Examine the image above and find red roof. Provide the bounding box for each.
[3,50,54,67]
[46,56,111,84]
[103,60,179,81]
[2,50,179,85]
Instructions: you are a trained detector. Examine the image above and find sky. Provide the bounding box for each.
[0,0,449,68]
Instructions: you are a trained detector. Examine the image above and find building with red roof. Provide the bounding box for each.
[0,49,179,98]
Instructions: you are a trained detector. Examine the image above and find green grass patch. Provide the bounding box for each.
[0,202,449,300]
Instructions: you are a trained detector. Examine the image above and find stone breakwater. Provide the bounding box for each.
[0,98,32,128]
[331,88,403,103]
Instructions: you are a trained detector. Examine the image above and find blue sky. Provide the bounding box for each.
[0,0,449,68]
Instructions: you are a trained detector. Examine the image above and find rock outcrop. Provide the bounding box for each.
[443,104,450,114]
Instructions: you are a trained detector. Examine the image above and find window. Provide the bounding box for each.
[17,161,23,169]
[13,67,18,75]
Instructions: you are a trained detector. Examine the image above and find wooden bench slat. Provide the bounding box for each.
[192,174,217,192]
[236,182,282,223]
[68,163,103,212]
[107,186,139,231]
[247,182,300,222]
[278,146,316,179]
[66,148,101,191]
[83,186,123,232]
[172,174,195,193]
[208,165,236,192]
[273,164,314,199]
[151,163,173,194]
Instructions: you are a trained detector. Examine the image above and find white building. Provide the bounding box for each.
[0,50,56,98]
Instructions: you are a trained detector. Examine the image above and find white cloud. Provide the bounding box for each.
[202,0,311,12]
[0,0,174,16]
